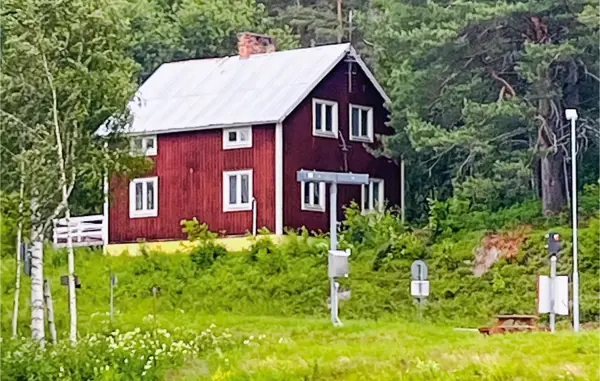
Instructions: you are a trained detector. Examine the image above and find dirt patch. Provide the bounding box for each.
[473,226,532,276]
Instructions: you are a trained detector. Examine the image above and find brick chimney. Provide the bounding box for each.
[237,32,276,59]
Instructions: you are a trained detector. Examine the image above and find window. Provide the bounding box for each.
[131,135,157,156]
[129,177,158,218]
[223,170,253,211]
[349,105,373,142]
[361,179,384,212]
[312,98,338,138]
[223,127,252,149]
[301,181,326,212]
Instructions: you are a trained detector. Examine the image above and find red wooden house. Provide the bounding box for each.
[104,33,400,244]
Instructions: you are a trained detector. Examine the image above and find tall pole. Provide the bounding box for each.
[337,0,343,43]
[549,255,557,333]
[330,183,339,325]
[570,116,580,332]
[103,141,109,256]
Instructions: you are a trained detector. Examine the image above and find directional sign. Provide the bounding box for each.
[411,260,428,280]
[296,170,369,185]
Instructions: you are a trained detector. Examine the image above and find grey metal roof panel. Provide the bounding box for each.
[97,43,389,136]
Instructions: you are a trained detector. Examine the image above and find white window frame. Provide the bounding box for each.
[300,181,326,212]
[130,135,157,156]
[223,169,253,212]
[349,104,374,143]
[129,176,159,218]
[361,178,384,212]
[223,126,252,149]
[312,98,338,138]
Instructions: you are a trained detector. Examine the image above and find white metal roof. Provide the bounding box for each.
[97,43,390,136]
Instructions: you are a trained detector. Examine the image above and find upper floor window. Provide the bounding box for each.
[223,169,253,211]
[129,176,158,218]
[223,126,252,149]
[131,135,157,156]
[349,105,373,142]
[301,181,326,212]
[362,178,384,212]
[312,98,338,138]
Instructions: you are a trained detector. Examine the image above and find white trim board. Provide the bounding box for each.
[275,122,283,235]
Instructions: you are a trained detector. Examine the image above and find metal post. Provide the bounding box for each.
[570,116,579,332]
[400,157,406,224]
[330,183,339,326]
[550,255,557,333]
[109,275,114,323]
[330,183,337,251]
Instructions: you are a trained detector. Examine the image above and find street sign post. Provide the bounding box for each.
[297,169,368,327]
[542,232,565,333]
[110,274,117,323]
[411,260,429,321]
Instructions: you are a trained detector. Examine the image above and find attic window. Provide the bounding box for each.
[131,135,157,156]
[349,104,373,143]
[223,126,252,149]
[312,99,338,138]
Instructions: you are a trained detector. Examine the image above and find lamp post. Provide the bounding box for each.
[565,108,579,332]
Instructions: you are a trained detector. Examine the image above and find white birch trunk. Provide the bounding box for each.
[30,198,45,344]
[64,206,77,343]
[43,51,77,343]
[12,162,25,338]
[43,279,57,344]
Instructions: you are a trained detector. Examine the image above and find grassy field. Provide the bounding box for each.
[140,313,599,381]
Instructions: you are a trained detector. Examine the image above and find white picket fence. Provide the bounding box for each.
[53,214,106,248]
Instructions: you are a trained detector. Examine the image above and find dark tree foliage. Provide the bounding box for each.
[362,0,599,218]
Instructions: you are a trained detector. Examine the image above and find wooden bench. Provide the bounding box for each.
[479,315,548,335]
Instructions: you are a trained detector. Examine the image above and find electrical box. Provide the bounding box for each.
[546,232,562,256]
[328,249,351,278]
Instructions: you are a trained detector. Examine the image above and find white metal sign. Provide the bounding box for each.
[411,260,428,280]
[538,275,569,316]
[411,280,430,297]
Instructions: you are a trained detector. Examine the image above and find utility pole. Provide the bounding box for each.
[565,109,579,332]
[337,0,343,43]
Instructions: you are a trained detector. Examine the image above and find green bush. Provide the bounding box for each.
[181,218,228,269]
[3,206,598,340]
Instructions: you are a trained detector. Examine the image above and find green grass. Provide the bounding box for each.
[2,208,598,380]
[146,313,599,381]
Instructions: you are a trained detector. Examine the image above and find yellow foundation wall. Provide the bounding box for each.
[106,235,283,256]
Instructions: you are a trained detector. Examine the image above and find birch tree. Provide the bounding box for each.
[1,0,139,342]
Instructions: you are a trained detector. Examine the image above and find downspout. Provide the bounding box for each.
[252,198,257,236]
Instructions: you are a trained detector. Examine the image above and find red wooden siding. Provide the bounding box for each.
[282,60,400,232]
[109,125,275,243]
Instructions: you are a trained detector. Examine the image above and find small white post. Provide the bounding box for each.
[102,174,109,256]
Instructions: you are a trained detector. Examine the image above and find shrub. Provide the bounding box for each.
[181,218,228,269]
